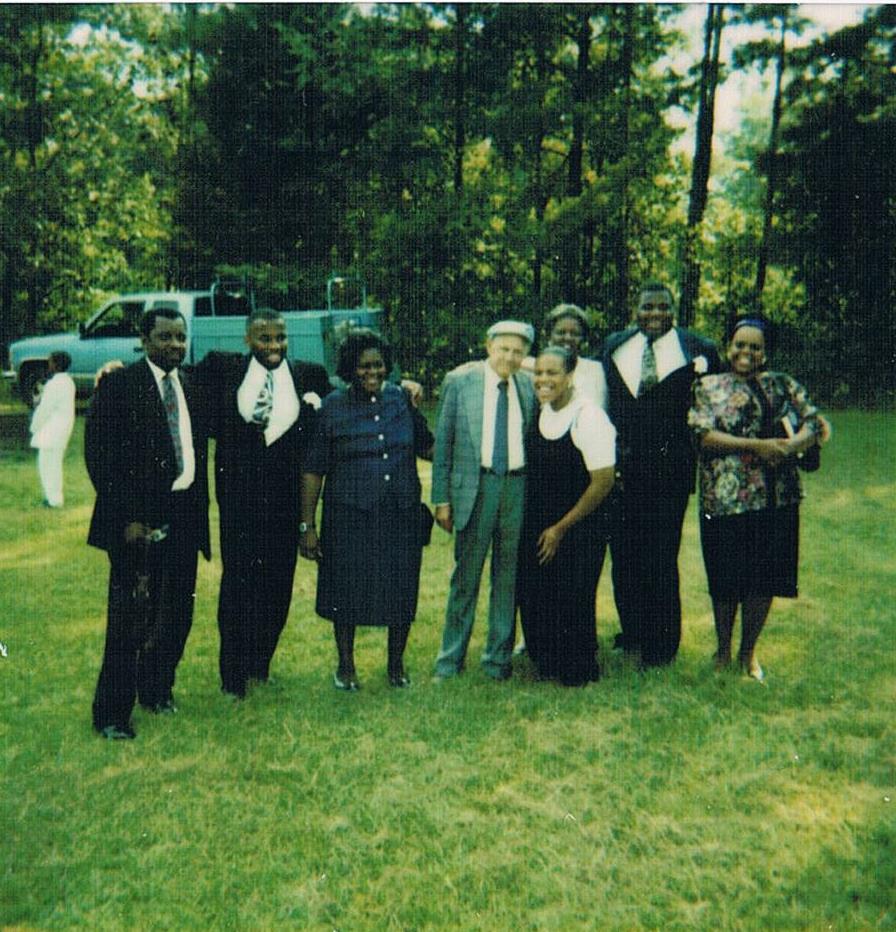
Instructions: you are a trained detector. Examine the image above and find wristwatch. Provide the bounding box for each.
[299,522,313,534]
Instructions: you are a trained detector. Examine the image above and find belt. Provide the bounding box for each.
[481,466,526,477]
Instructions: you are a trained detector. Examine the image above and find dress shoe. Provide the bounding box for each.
[388,669,411,688]
[98,724,136,740]
[144,699,177,715]
[333,672,360,691]
[484,667,511,682]
[743,661,766,684]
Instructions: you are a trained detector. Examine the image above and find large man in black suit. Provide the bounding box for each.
[197,309,331,699]
[87,308,210,739]
[602,281,721,667]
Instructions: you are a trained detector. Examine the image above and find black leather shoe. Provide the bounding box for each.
[388,670,411,688]
[98,724,136,740]
[333,672,360,691]
[144,699,177,715]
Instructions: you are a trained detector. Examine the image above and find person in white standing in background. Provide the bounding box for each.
[30,351,76,508]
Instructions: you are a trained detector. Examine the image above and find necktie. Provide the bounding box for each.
[638,338,658,396]
[161,373,184,474]
[492,380,509,475]
[252,370,274,427]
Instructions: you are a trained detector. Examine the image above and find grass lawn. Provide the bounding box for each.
[1,398,894,930]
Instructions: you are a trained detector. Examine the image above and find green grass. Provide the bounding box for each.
[1,403,894,930]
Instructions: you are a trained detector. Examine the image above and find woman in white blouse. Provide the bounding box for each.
[521,304,608,409]
[30,351,76,508]
[516,346,616,685]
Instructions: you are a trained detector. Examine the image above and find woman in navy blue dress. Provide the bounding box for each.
[300,329,433,690]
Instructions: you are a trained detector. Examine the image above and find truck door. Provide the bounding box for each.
[78,299,146,376]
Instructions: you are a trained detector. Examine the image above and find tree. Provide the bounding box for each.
[678,3,725,328]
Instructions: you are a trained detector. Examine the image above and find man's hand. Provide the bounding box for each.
[124,522,151,545]
[435,504,453,534]
[400,379,424,407]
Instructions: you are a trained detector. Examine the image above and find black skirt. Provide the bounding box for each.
[316,496,423,627]
[700,504,799,600]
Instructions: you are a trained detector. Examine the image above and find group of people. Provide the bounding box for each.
[84,283,824,740]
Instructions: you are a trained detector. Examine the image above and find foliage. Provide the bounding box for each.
[1,408,894,928]
[0,5,894,403]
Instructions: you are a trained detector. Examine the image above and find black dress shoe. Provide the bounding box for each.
[333,672,361,691]
[144,699,177,715]
[388,670,411,688]
[97,724,136,740]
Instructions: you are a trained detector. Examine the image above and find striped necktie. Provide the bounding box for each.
[161,373,184,473]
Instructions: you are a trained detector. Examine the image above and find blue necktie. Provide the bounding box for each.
[492,380,509,475]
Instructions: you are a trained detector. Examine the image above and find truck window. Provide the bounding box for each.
[194,296,212,317]
[211,288,251,317]
[86,300,145,338]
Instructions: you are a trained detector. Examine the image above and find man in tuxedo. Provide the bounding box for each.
[432,320,536,681]
[87,308,210,739]
[602,281,721,667]
[198,308,331,699]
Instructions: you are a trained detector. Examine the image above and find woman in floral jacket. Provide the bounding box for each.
[688,316,824,682]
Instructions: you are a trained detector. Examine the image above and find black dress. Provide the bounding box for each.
[517,421,609,685]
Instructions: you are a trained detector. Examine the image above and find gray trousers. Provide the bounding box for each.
[434,472,525,678]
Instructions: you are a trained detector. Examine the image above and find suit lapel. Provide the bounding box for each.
[466,363,486,455]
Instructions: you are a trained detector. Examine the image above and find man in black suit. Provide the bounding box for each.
[602,281,721,667]
[197,309,331,699]
[87,308,210,739]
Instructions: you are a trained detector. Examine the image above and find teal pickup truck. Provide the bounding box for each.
[4,278,383,405]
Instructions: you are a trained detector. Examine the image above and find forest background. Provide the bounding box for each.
[1,3,895,406]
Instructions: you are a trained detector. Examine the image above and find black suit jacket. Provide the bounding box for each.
[601,327,721,491]
[85,359,211,557]
[194,353,331,511]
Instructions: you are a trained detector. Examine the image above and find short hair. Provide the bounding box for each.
[49,351,71,372]
[544,304,590,339]
[537,344,576,374]
[638,280,674,303]
[336,328,393,383]
[727,313,775,353]
[246,307,284,331]
[139,306,186,338]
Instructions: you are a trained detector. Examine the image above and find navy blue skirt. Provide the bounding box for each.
[700,504,799,600]
[316,496,423,627]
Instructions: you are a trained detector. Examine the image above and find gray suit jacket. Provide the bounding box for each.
[431,360,536,532]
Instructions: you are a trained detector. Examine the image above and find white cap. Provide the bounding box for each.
[486,320,535,344]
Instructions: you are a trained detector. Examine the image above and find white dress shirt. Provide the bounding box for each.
[146,358,195,491]
[481,364,526,471]
[237,357,300,446]
[612,328,688,397]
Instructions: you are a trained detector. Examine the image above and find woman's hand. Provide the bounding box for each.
[299,528,322,562]
[536,524,566,565]
[754,438,792,466]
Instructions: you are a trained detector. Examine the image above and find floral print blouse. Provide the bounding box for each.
[688,370,821,518]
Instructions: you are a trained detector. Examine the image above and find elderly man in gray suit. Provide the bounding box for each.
[432,320,536,681]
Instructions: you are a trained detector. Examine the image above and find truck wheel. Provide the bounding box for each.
[20,365,48,408]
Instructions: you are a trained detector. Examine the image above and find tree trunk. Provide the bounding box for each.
[611,4,634,325]
[679,3,725,328]
[754,16,786,310]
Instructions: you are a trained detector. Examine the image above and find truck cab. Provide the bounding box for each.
[5,278,384,405]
